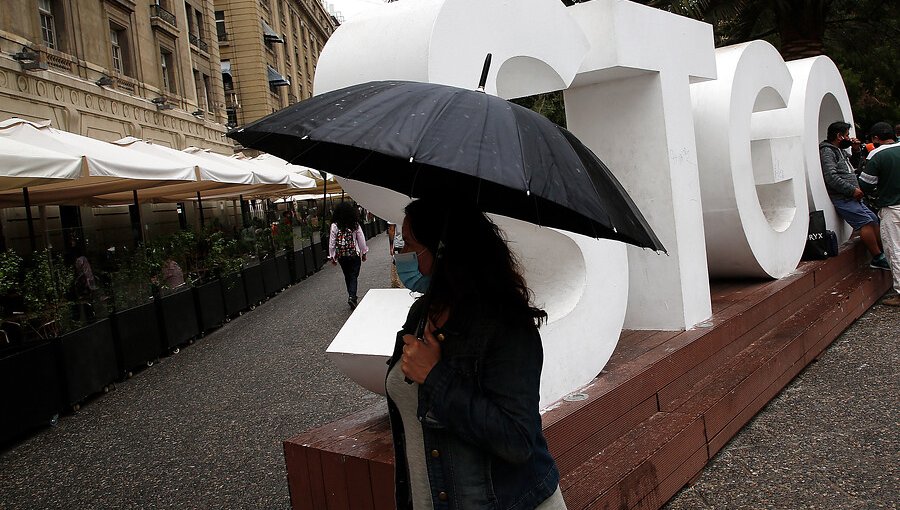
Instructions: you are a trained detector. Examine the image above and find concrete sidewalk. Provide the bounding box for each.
[0,231,896,509]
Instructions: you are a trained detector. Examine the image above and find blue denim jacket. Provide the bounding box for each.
[386,299,560,510]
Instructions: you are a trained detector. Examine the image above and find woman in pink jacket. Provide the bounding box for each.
[329,201,368,309]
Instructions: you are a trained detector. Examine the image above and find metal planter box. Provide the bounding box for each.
[221,273,247,317]
[261,257,280,296]
[242,263,266,306]
[194,279,225,332]
[0,341,63,445]
[56,318,118,407]
[112,300,162,375]
[157,286,201,351]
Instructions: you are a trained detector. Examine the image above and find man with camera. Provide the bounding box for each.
[820,121,888,270]
[859,122,900,306]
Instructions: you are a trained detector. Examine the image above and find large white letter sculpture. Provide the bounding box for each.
[315,0,858,409]
[690,41,808,278]
[318,0,633,408]
[783,57,857,242]
[563,0,716,330]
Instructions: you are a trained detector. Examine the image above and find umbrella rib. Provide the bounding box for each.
[512,107,540,228]
[406,87,462,163]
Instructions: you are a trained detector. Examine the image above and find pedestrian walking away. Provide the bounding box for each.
[328,201,368,309]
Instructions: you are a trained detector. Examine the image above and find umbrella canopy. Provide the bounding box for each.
[184,147,317,190]
[0,136,84,190]
[248,153,332,182]
[0,118,196,207]
[230,80,664,250]
[82,138,314,205]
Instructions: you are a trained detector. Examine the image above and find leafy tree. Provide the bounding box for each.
[623,0,900,130]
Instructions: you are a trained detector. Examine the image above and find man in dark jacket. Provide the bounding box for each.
[820,121,888,269]
[860,122,900,306]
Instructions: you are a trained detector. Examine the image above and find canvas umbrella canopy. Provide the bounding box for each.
[0,136,84,190]
[0,118,196,207]
[82,138,315,205]
[247,153,344,198]
[229,80,664,251]
[183,147,317,194]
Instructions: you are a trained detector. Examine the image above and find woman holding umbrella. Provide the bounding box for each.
[387,198,566,509]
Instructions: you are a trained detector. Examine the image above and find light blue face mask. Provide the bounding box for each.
[394,250,431,293]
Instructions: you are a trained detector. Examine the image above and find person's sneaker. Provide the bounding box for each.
[882,295,900,307]
[869,256,891,271]
[348,296,358,310]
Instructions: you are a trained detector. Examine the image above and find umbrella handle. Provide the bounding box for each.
[477,53,492,91]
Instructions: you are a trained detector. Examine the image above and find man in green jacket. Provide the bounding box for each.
[860,122,900,306]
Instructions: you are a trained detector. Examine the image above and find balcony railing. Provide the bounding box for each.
[217,31,228,42]
[189,33,209,52]
[150,4,176,27]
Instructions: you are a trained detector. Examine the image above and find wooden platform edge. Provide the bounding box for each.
[283,241,891,510]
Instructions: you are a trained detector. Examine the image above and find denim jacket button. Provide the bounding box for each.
[438,491,448,501]
[430,449,440,458]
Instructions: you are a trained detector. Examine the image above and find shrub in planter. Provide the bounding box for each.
[21,250,75,340]
[192,231,242,331]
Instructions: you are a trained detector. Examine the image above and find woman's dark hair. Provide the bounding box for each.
[404,198,547,328]
[332,201,360,231]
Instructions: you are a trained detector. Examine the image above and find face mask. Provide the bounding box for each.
[839,139,853,149]
[394,251,431,293]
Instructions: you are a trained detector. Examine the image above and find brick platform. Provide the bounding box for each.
[283,240,891,510]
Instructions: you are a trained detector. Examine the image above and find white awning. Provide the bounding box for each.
[0,118,197,207]
[0,135,83,190]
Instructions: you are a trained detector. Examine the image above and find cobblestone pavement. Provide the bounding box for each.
[0,232,896,509]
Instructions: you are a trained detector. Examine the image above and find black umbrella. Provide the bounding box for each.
[230,79,664,251]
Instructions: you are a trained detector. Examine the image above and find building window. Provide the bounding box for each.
[215,10,227,41]
[195,10,204,41]
[226,106,237,127]
[38,0,57,49]
[185,2,194,35]
[110,27,124,73]
[160,48,176,94]
[203,74,212,111]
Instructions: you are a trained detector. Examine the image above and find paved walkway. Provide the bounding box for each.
[0,232,896,509]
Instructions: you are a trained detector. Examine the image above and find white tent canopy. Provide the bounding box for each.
[0,118,196,207]
[0,118,318,207]
[246,153,332,182]
[0,136,83,190]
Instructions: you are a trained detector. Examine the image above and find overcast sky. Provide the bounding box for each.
[324,0,385,23]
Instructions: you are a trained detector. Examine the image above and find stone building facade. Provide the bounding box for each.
[0,0,337,253]
[0,0,232,150]
[216,0,337,128]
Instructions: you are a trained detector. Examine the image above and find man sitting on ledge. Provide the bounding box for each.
[819,121,889,270]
